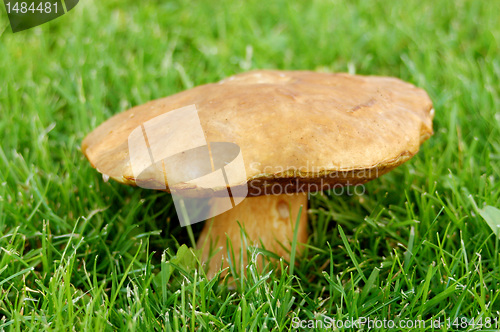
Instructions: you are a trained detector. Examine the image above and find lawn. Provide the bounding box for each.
[0,0,499,330]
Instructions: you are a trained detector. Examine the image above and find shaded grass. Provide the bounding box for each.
[0,0,499,330]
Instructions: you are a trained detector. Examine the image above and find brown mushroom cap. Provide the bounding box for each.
[82,70,433,196]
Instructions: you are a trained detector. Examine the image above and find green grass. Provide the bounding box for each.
[1,0,499,330]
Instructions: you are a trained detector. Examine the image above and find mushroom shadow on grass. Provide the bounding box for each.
[82,70,434,278]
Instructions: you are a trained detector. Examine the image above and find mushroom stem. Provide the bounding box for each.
[197,193,308,278]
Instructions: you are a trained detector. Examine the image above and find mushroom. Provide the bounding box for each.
[82,70,434,277]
